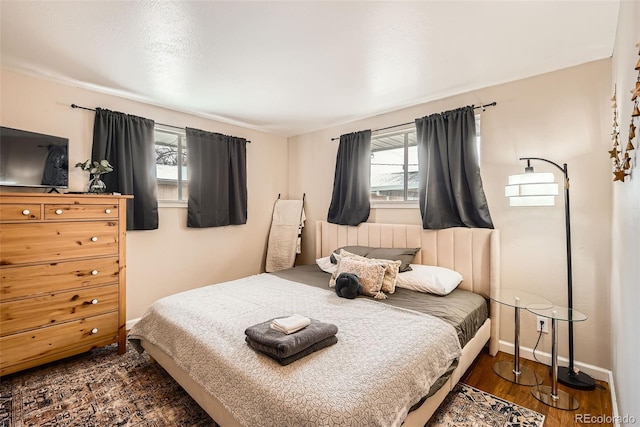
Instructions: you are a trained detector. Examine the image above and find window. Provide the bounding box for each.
[154,126,188,202]
[370,125,418,203]
[369,115,481,205]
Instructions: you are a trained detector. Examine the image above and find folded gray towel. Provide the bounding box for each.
[244,318,338,358]
[246,335,338,366]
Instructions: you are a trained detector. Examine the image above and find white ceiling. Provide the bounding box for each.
[0,1,620,137]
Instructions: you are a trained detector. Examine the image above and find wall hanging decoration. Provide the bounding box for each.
[610,87,626,181]
[611,42,640,182]
[614,42,640,182]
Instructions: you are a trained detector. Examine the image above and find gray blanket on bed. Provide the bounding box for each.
[244,318,338,358]
[271,264,488,348]
[128,273,461,427]
[246,335,338,365]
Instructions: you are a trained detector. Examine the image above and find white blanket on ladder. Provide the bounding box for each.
[265,199,305,272]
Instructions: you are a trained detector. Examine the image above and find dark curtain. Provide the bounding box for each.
[327,130,371,226]
[186,128,247,228]
[415,106,493,229]
[92,108,158,230]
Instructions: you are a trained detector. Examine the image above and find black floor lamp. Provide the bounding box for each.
[505,157,595,391]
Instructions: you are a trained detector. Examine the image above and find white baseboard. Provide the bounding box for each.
[126,317,141,331]
[499,340,621,424]
[498,339,611,382]
[608,369,620,427]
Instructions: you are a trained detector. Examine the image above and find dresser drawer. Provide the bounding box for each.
[0,312,118,372]
[1,284,118,335]
[0,257,119,301]
[0,221,118,265]
[0,204,42,221]
[45,204,119,220]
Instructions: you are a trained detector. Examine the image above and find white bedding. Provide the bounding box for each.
[128,273,461,427]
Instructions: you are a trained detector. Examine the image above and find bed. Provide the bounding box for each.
[128,221,500,426]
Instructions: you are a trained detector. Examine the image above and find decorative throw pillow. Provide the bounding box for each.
[395,264,463,296]
[329,257,386,299]
[330,246,420,272]
[339,249,401,294]
[378,259,401,294]
[329,246,372,264]
[334,272,362,299]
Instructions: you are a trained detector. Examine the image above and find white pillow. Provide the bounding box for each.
[395,264,463,296]
[316,256,338,274]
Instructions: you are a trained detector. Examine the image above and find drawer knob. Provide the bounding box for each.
[90,328,99,334]
[91,236,98,242]
[91,299,99,305]
[105,209,112,214]
[91,270,99,276]
[55,209,63,215]
[22,209,30,215]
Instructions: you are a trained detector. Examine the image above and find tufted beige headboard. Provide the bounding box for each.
[315,220,500,355]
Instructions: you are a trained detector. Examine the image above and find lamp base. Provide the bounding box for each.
[531,385,580,410]
[557,366,595,390]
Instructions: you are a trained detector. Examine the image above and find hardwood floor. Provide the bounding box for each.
[460,350,614,427]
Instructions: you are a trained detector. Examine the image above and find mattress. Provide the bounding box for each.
[271,264,488,348]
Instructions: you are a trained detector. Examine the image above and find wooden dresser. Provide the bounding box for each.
[0,193,130,376]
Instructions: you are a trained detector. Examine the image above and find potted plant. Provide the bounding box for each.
[75,159,114,193]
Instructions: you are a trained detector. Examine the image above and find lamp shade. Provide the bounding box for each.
[505,172,559,206]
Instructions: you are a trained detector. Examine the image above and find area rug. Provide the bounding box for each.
[0,344,214,427]
[427,383,545,427]
[1,344,544,427]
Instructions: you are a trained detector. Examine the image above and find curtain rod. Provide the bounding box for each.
[70,104,251,143]
[330,102,497,141]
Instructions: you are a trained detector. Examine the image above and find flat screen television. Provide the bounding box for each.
[0,126,69,190]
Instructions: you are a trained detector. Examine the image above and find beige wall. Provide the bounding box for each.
[0,69,289,321]
[289,59,613,370]
[610,0,640,421]
[0,48,620,377]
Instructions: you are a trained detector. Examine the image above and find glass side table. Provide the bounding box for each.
[490,288,552,386]
[526,304,587,410]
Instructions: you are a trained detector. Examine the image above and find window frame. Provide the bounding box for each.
[154,125,188,206]
[369,124,419,208]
